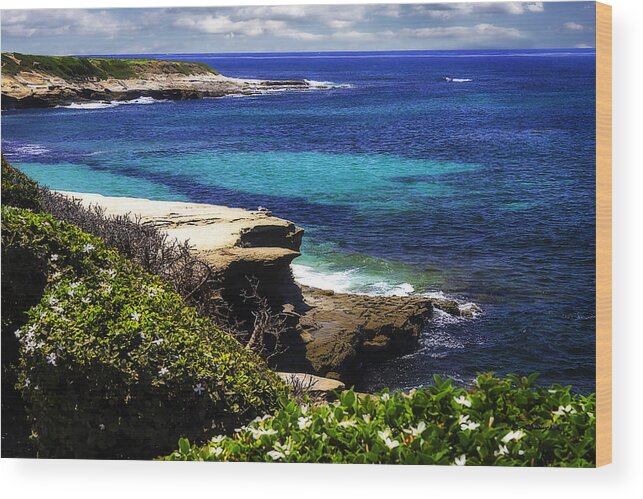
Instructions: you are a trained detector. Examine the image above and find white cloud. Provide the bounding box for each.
[400,23,525,40]
[174,14,324,41]
[1,9,127,38]
[415,2,544,19]
[563,22,585,31]
[575,43,593,48]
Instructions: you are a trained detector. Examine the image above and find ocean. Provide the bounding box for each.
[1,49,597,393]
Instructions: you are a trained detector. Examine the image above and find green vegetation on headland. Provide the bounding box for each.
[1,52,218,80]
[1,157,596,464]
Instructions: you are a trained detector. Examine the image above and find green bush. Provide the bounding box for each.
[3,206,285,458]
[1,154,42,211]
[163,373,596,467]
[1,52,218,80]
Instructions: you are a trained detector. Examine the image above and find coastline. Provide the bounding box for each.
[56,191,472,382]
[1,53,325,110]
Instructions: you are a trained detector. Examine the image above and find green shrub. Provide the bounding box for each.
[3,206,285,459]
[1,52,218,80]
[1,154,41,211]
[163,373,596,467]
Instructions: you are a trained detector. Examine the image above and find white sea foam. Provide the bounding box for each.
[291,263,412,296]
[57,96,169,110]
[304,79,353,89]
[444,77,473,83]
[8,143,49,156]
[291,264,359,294]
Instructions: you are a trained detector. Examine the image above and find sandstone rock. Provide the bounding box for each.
[56,192,472,385]
[2,62,324,110]
[276,372,346,393]
[292,286,433,380]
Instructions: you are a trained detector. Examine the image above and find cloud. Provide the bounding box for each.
[575,43,593,48]
[415,2,544,19]
[173,14,324,41]
[1,9,127,38]
[399,23,525,40]
[563,22,585,31]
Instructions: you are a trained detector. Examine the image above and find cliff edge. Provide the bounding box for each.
[1,52,317,109]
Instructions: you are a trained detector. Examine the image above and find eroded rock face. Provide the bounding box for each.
[55,192,461,383]
[1,66,317,109]
[287,286,433,380]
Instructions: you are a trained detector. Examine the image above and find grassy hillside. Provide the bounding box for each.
[1,52,218,80]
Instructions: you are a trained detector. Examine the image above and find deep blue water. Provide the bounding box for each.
[1,49,596,393]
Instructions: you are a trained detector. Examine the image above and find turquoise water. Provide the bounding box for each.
[1,49,596,392]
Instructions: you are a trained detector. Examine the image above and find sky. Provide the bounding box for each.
[1,2,597,55]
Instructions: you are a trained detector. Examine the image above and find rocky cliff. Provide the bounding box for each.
[1,52,316,109]
[56,191,470,382]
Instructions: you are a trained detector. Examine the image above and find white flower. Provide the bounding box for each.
[403,421,426,437]
[103,285,113,295]
[100,268,117,279]
[454,395,471,407]
[51,272,62,280]
[248,427,278,440]
[82,243,95,253]
[494,445,509,457]
[377,429,399,449]
[50,254,59,261]
[383,438,400,450]
[297,416,312,430]
[24,378,31,387]
[81,296,91,304]
[158,367,169,376]
[460,420,481,431]
[69,282,80,289]
[46,352,57,366]
[267,441,291,460]
[518,450,525,455]
[501,430,526,443]
[552,405,577,417]
[252,414,271,424]
[99,424,105,431]
[300,404,309,415]
[458,414,470,424]
[337,420,357,428]
[130,311,141,322]
[152,338,164,346]
[267,450,286,461]
[14,329,21,339]
[209,446,224,457]
[377,429,391,440]
[48,296,59,305]
[362,414,371,423]
[454,454,467,466]
[381,393,391,402]
[211,435,225,444]
[194,383,205,395]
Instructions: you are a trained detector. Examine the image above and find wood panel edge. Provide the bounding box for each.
[595,1,612,468]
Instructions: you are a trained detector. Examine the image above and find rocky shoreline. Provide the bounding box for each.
[1,53,321,110]
[56,191,475,383]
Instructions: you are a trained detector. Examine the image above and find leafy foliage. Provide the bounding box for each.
[3,206,285,458]
[1,154,42,211]
[1,52,218,80]
[163,373,596,467]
